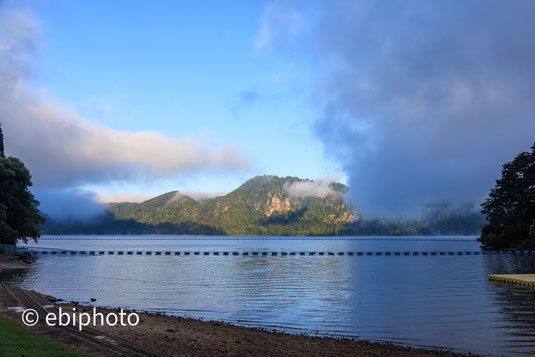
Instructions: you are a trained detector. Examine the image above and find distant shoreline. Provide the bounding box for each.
[32,233,479,236]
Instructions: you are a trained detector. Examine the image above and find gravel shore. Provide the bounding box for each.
[0,252,33,271]
[61,303,470,357]
[0,255,473,356]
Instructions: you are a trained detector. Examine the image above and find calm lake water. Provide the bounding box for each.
[3,235,535,356]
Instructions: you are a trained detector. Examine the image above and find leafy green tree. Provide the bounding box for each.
[0,124,44,245]
[480,143,535,248]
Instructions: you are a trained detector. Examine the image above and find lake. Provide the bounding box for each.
[3,235,535,356]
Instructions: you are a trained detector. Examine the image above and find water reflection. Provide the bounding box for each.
[2,237,535,356]
[485,256,535,355]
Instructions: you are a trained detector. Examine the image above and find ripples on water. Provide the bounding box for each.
[3,235,535,356]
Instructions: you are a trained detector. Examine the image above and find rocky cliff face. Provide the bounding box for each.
[264,194,291,216]
[109,175,358,236]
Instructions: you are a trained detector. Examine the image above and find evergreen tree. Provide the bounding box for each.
[0,123,44,245]
[480,143,535,248]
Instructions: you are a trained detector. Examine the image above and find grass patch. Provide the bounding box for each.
[0,315,86,357]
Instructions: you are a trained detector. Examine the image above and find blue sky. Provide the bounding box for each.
[2,0,535,217]
[4,0,338,199]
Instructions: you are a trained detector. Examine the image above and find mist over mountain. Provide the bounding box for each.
[42,175,483,236]
[252,0,535,216]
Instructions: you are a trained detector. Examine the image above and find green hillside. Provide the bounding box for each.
[108,175,357,236]
[42,175,484,236]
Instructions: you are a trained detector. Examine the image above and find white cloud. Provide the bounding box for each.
[96,193,155,204]
[284,174,344,198]
[167,191,226,205]
[0,8,250,189]
[183,191,226,201]
[36,188,105,221]
[309,0,535,215]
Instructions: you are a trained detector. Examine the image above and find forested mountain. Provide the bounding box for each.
[44,176,357,235]
[43,175,484,236]
[107,176,357,236]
